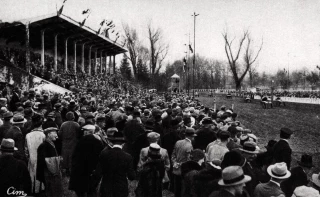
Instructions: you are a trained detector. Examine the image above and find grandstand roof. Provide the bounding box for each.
[0,13,127,55]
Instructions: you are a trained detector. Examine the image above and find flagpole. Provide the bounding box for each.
[188,32,190,96]
[192,12,199,98]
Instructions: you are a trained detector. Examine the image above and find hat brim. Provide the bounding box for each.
[10,118,27,124]
[267,165,291,179]
[218,175,251,186]
[239,148,259,154]
[298,161,314,168]
[0,146,18,152]
[312,174,320,187]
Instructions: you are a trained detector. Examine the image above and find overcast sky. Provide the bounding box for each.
[1,0,320,74]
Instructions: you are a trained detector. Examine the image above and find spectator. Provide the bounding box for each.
[273,128,293,169]
[0,111,13,142]
[209,165,251,197]
[69,124,104,196]
[281,154,314,197]
[36,127,63,197]
[25,113,45,194]
[58,111,80,176]
[254,162,291,197]
[171,127,196,197]
[135,143,165,197]
[97,131,135,197]
[5,113,27,162]
[181,149,205,197]
[0,138,31,196]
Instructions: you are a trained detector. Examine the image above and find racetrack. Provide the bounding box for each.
[198,94,320,171]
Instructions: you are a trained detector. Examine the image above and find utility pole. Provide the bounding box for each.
[192,12,199,98]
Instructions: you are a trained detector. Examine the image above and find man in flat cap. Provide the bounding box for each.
[171,127,196,197]
[37,127,62,197]
[273,128,293,169]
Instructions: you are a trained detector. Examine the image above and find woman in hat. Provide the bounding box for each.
[135,143,165,197]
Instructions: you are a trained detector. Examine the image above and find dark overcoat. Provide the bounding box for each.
[99,147,135,197]
[69,134,104,193]
[0,155,31,196]
[273,139,292,169]
[135,159,165,197]
[36,140,58,183]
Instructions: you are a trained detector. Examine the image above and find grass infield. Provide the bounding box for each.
[198,93,320,170]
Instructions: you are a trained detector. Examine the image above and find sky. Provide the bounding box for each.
[1,0,320,74]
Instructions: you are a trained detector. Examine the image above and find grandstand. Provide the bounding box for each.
[0,12,127,92]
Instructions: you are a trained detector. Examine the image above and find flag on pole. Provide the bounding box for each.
[82,9,90,14]
[80,9,91,26]
[100,19,105,26]
[106,20,113,26]
[189,44,193,53]
[57,0,67,15]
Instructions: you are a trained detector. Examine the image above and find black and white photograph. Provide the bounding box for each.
[0,0,320,196]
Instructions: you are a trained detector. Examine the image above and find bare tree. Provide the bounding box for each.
[122,23,139,77]
[223,30,262,90]
[147,22,169,75]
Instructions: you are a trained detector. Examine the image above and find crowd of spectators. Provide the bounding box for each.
[0,46,138,96]
[0,86,319,197]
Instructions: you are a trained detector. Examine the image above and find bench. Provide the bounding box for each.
[244,97,252,103]
[261,100,273,109]
[226,94,232,99]
[274,99,285,107]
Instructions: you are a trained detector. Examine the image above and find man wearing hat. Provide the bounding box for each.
[5,114,27,162]
[0,138,31,196]
[53,103,63,127]
[239,141,260,197]
[9,87,21,112]
[273,127,293,169]
[209,166,251,197]
[181,149,205,197]
[97,132,135,197]
[281,154,314,197]
[254,162,291,197]
[42,112,58,130]
[171,127,197,197]
[162,116,183,160]
[137,132,170,172]
[37,127,63,197]
[194,117,217,151]
[0,111,13,142]
[69,124,104,197]
[292,186,320,197]
[136,143,165,197]
[59,111,80,176]
[25,113,45,194]
[131,118,154,170]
